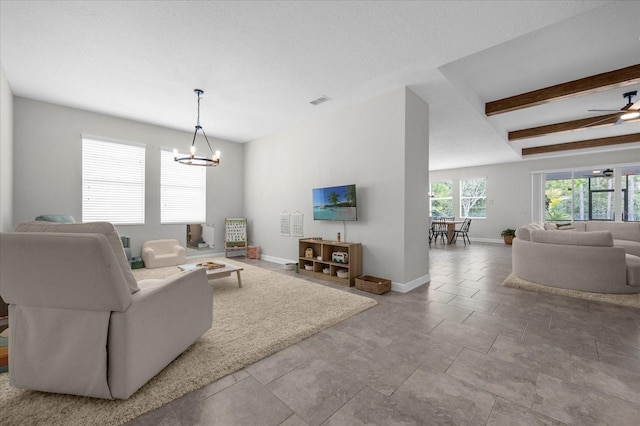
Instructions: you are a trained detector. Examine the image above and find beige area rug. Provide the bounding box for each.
[0,258,376,426]
[503,273,640,309]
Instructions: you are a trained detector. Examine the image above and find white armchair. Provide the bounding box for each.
[0,222,213,399]
[142,239,187,269]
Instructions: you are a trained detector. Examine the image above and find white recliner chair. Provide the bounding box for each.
[0,222,213,399]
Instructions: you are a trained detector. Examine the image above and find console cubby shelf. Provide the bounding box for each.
[298,238,362,286]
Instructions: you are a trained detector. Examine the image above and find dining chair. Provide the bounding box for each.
[428,219,434,246]
[453,218,472,245]
[430,217,448,245]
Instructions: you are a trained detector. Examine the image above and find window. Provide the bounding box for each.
[585,172,615,221]
[161,150,206,224]
[430,180,453,218]
[82,138,145,224]
[622,166,640,222]
[544,171,573,222]
[543,165,640,222]
[460,177,486,218]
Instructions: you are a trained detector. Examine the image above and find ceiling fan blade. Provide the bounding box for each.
[585,92,638,121]
[579,114,620,128]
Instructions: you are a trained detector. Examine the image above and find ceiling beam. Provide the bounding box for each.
[521,133,640,156]
[508,114,640,141]
[486,64,640,116]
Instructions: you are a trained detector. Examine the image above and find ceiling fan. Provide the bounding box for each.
[584,168,614,178]
[587,91,640,126]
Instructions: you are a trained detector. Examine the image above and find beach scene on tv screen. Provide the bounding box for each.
[313,184,357,221]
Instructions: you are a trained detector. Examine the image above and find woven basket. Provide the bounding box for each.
[355,275,391,295]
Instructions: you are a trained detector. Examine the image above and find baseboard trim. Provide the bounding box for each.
[470,238,504,244]
[260,254,296,265]
[391,273,430,293]
[187,251,225,259]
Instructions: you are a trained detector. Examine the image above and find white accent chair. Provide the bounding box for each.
[0,222,213,399]
[142,239,187,269]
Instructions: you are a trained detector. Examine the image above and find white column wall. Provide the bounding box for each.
[403,89,429,285]
[244,88,429,287]
[0,66,13,232]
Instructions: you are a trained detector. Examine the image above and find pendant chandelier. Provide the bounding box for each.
[173,89,220,166]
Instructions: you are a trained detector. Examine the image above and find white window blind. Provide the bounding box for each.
[161,150,206,224]
[82,138,145,224]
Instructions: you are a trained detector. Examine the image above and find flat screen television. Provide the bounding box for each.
[312,184,357,221]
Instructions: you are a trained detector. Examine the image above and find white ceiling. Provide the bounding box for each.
[1,1,638,171]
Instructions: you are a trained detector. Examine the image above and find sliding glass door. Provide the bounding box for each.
[540,165,640,223]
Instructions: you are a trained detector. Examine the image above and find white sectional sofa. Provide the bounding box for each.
[557,221,640,257]
[512,221,640,293]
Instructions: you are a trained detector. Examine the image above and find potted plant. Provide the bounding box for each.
[501,228,516,245]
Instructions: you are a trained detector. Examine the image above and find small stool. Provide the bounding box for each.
[247,246,260,259]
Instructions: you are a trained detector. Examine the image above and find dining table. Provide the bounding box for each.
[443,220,465,244]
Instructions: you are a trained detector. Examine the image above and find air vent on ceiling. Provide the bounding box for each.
[310,95,331,106]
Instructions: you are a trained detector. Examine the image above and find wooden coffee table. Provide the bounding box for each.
[178,262,243,288]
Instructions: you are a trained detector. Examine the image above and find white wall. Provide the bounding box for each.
[13,97,244,256]
[403,89,429,283]
[244,88,429,289]
[0,66,13,232]
[429,148,640,241]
